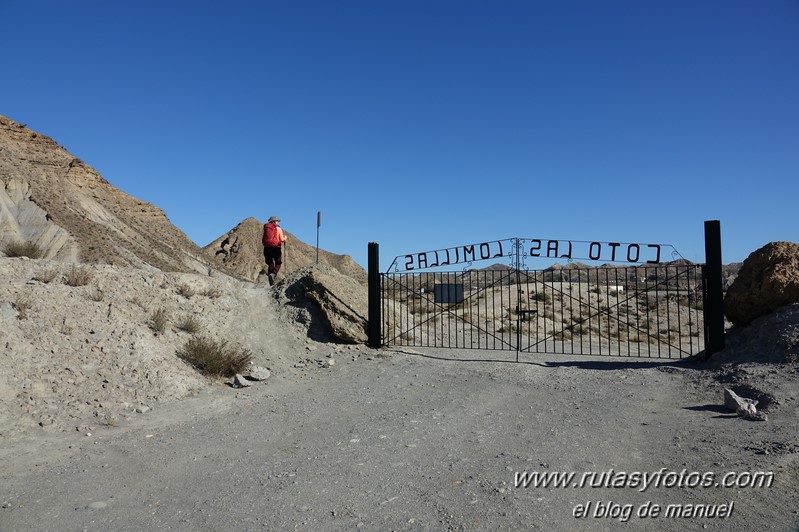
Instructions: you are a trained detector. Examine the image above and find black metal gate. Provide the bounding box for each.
[367,223,725,361]
[379,264,705,360]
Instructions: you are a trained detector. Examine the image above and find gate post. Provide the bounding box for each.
[514,238,521,363]
[703,220,725,359]
[367,242,382,349]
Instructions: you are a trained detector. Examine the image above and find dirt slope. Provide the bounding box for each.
[0,114,222,274]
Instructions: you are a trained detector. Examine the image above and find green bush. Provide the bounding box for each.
[180,336,252,377]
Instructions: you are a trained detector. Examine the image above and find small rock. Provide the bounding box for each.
[135,405,150,414]
[746,411,768,422]
[723,388,757,412]
[247,366,271,381]
[233,374,252,388]
[736,403,757,417]
[724,389,767,421]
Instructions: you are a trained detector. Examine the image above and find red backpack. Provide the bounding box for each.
[262,223,281,247]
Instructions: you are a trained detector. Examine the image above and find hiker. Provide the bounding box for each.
[262,215,287,285]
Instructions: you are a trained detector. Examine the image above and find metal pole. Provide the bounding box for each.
[515,238,521,363]
[703,220,725,360]
[368,242,381,348]
[316,211,321,264]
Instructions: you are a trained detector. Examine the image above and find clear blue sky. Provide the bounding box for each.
[2,1,797,270]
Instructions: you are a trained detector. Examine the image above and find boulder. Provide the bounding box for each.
[723,389,768,422]
[723,388,757,412]
[724,242,799,326]
[280,265,368,343]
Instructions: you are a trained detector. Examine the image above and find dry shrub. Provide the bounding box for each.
[13,295,32,319]
[3,241,43,259]
[497,321,517,333]
[531,292,550,303]
[180,336,252,377]
[201,287,222,299]
[177,284,195,298]
[64,266,92,287]
[88,286,104,302]
[149,308,169,334]
[34,268,59,283]
[97,413,120,427]
[177,315,201,333]
[409,302,431,315]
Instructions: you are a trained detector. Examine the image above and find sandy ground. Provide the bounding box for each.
[1,347,797,532]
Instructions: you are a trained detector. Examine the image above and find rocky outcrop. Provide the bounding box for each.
[0,114,226,274]
[0,180,78,261]
[204,218,267,281]
[724,242,799,326]
[278,265,368,343]
[203,217,366,284]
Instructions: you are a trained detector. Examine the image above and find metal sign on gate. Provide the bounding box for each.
[388,237,683,273]
[368,222,726,361]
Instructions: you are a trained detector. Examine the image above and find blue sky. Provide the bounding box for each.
[2,1,797,270]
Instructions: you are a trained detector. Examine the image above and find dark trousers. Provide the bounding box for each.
[263,246,283,275]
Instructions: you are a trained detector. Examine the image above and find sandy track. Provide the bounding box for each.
[1,350,797,531]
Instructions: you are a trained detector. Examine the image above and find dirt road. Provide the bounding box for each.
[1,350,796,531]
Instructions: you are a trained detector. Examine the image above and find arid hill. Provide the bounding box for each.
[0,114,366,282]
[0,114,226,274]
[203,217,366,283]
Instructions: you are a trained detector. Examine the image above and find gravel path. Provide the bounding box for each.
[1,350,797,531]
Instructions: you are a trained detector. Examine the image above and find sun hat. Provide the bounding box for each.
[268,215,280,223]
